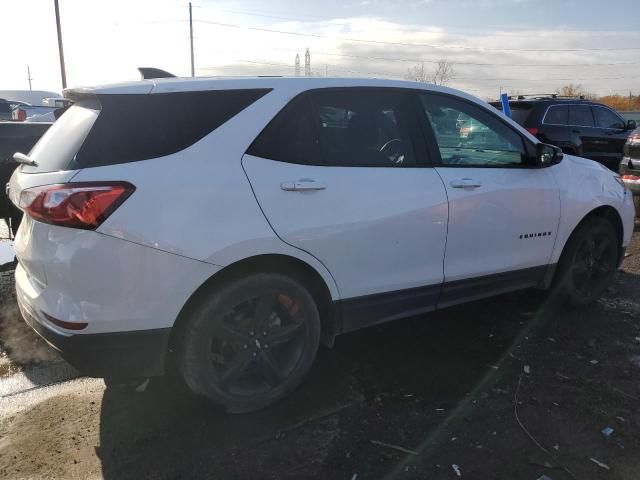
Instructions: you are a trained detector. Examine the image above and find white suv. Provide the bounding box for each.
[8,77,635,412]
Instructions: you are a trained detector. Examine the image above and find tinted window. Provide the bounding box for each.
[568,105,594,127]
[0,102,11,113]
[72,89,270,169]
[247,97,322,165]
[249,89,417,167]
[543,105,568,125]
[508,104,533,125]
[420,93,526,167]
[22,101,99,173]
[311,90,416,167]
[594,107,624,129]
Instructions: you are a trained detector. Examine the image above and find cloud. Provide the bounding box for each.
[1,0,638,99]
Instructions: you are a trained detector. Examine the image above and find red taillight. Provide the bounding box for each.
[622,174,640,181]
[526,127,539,136]
[19,182,135,230]
[43,312,87,331]
[16,109,27,121]
[628,133,640,145]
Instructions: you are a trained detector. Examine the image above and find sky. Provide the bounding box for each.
[1,0,639,100]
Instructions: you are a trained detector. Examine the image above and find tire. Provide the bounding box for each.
[177,273,321,413]
[552,217,619,307]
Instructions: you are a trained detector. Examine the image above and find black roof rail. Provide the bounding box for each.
[507,93,586,101]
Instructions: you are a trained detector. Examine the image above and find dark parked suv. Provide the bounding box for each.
[491,95,637,171]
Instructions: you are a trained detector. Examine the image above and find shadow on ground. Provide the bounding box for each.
[96,288,556,479]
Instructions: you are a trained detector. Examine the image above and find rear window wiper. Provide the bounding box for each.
[12,152,38,167]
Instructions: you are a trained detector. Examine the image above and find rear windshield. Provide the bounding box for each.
[492,102,533,126]
[509,104,533,125]
[21,100,100,173]
[22,89,270,173]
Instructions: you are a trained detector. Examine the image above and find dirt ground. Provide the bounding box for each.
[0,227,639,479]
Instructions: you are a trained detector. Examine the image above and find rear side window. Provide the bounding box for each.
[594,106,625,129]
[0,102,11,114]
[543,105,568,125]
[247,97,322,166]
[72,89,270,169]
[248,88,417,167]
[311,90,416,167]
[568,105,594,127]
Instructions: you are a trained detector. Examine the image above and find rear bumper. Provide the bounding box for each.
[17,293,170,377]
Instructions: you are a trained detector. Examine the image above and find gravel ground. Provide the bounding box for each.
[0,227,638,479]
[0,226,60,378]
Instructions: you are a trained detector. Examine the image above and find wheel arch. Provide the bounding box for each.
[169,254,339,353]
[557,205,624,267]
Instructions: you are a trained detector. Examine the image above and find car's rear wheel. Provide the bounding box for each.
[553,217,619,307]
[177,273,321,413]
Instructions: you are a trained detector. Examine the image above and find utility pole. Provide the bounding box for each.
[630,91,633,111]
[53,0,67,89]
[294,53,300,76]
[27,65,33,90]
[189,2,195,77]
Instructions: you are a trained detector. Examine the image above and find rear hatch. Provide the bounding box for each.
[8,99,102,285]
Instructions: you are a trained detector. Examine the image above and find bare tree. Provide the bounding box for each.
[405,60,455,86]
[405,63,430,83]
[556,83,584,97]
[431,60,455,86]
[556,83,598,99]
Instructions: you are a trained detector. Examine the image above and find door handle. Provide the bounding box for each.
[450,178,482,189]
[572,129,581,134]
[281,179,326,192]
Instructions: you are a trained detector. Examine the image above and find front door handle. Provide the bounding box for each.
[450,178,482,189]
[281,179,326,192]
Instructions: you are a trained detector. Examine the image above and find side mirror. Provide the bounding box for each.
[627,119,637,130]
[536,143,563,166]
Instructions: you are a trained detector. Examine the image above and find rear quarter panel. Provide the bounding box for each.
[72,87,340,301]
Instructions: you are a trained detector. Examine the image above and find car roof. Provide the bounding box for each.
[63,76,488,109]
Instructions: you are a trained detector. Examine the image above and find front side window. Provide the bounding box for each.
[248,89,417,167]
[568,105,594,127]
[543,105,568,125]
[594,106,625,129]
[420,93,527,167]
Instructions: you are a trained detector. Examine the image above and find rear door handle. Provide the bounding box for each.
[281,179,326,191]
[572,129,581,134]
[450,178,482,189]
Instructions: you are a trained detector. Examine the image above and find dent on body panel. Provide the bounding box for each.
[40,227,217,331]
[549,156,627,263]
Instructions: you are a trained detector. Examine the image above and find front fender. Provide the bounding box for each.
[548,155,634,264]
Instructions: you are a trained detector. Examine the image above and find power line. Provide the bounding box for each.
[260,46,640,68]
[203,57,635,82]
[194,4,635,41]
[193,19,640,52]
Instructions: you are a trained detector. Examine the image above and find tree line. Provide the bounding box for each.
[404,63,639,112]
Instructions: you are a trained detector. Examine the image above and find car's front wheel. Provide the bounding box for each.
[553,217,619,307]
[177,273,321,413]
